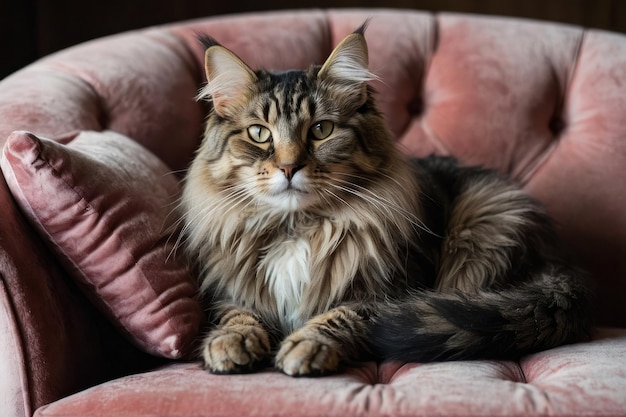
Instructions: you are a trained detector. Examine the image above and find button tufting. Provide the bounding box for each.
[407,95,424,117]
[548,116,565,137]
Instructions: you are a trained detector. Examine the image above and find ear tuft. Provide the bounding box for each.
[197,33,221,50]
[319,27,375,83]
[196,45,257,117]
[318,26,375,106]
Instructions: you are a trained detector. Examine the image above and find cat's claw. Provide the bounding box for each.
[202,325,270,374]
[275,337,340,377]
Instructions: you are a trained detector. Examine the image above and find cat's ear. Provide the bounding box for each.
[318,25,374,107]
[197,44,257,117]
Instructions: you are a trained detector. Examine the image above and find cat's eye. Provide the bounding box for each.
[247,125,272,143]
[310,121,334,140]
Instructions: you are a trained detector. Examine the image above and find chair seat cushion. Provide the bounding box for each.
[34,328,626,417]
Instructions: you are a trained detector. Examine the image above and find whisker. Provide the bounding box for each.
[327,179,439,237]
[168,178,259,261]
[322,187,359,214]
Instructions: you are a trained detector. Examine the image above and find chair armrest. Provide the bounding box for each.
[0,25,206,417]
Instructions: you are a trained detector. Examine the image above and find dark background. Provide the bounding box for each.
[2,0,625,80]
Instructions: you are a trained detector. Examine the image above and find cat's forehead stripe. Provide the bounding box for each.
[261,92,315,126]
[262,101,271,123]
[265,70,315,123]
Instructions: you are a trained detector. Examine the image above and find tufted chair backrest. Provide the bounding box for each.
[1,9,625,326]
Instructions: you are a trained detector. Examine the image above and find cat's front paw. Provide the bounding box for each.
[275,334,340,377]
[202,325,270,374]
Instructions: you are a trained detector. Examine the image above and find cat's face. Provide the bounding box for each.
[195,30,396,213]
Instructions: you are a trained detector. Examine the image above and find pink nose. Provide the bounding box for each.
[280,164,305,181]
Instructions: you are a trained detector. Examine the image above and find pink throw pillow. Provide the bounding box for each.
[1,130,202,359]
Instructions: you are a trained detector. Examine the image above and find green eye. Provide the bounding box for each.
[247,125,272,143]
[310,121,334,140]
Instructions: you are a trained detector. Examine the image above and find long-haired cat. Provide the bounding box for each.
[181,25,591,376]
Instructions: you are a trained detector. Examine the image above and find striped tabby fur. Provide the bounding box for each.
[181,26,591,376]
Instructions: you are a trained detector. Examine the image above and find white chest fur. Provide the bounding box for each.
[258,236,311,334]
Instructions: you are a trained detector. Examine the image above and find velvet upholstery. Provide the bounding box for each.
[0,8,625,417]
[1,130,201,359]
[33,328,626,417]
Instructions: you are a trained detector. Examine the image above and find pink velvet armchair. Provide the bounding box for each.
[1,8,626,417]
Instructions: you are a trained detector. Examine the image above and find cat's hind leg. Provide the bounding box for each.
[436,175,543,292]
[202,306,271,374]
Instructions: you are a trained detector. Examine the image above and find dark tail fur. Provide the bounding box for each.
[369,156,593,362]
[369,265,592,362]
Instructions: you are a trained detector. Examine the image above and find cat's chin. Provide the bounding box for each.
[262,189,315,212]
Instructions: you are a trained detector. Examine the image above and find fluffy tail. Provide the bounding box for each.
[369,268,592,362]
